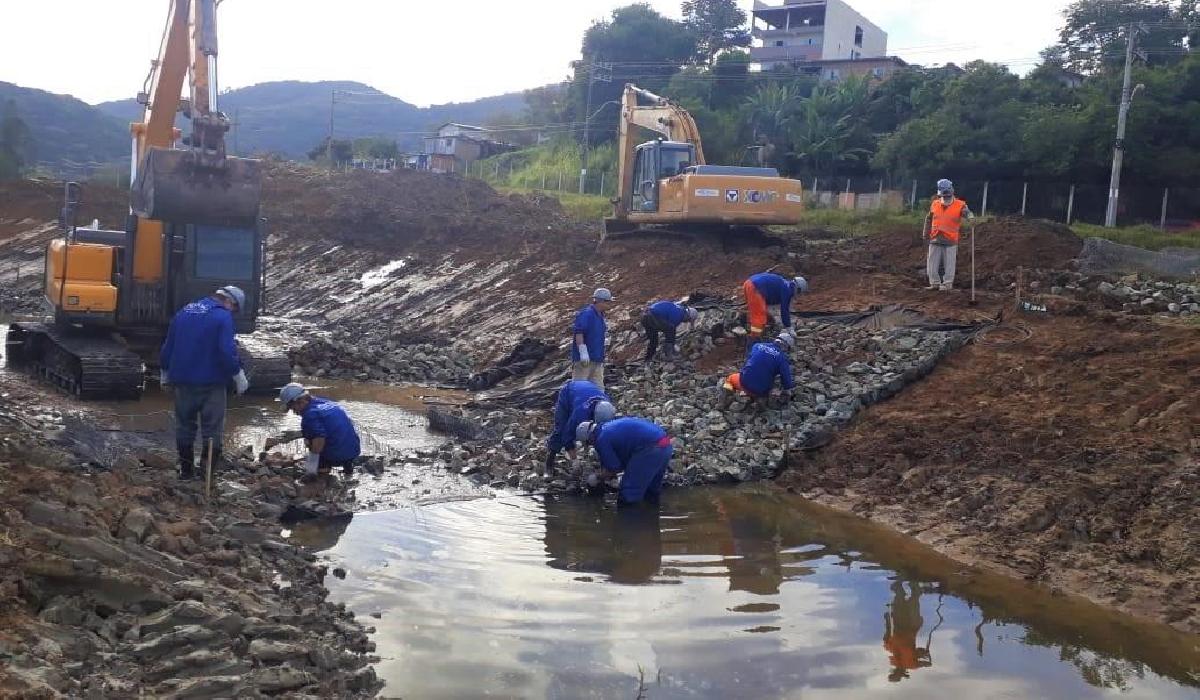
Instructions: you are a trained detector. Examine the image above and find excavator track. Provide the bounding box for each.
[6,323,145,400]
[238,336,293,394]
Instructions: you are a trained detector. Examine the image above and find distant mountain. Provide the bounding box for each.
[96,80,532,158]
[0,81,127,172]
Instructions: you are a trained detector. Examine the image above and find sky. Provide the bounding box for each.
[0,0,1070,107]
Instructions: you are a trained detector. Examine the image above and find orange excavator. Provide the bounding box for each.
[6,0,290,399]
[605,84,805,238]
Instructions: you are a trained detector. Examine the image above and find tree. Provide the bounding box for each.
[352,137,398,160]
[786,76,873,177]
[1055,0,1186,74]
[0,100,32,180]
[682,0,750,65]
[571,4,698,144]
[307,137,352,164]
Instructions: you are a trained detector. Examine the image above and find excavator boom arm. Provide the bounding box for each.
[614,83,707,218]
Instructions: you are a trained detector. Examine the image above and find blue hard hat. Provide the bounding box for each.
[278,382,306,407]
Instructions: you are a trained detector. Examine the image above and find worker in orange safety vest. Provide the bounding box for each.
[921,179,975,291]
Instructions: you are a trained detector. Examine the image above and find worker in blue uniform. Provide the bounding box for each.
[570,288,613,388]
[641,300,698,361]
[159,285,250,479]
[277,383,362,478]
[719,329,796,409]
[545,379,617,471]
[576,417,673,505]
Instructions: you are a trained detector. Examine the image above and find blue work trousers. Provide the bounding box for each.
[618,444,673,505]
[174,384,227,452]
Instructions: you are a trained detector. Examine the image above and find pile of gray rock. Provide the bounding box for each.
[428,308,968,496]
[1095,278,1200,316]
[291,334,473,385]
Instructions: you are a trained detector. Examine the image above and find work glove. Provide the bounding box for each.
[576,345,590,366]
[304,453,320,476]
[159,369,170,389]
[233,369,250,395]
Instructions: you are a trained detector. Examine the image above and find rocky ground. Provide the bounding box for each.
[1,166,1197,663]
[0,376,384,697]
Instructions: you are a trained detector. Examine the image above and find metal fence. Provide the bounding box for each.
[806,176,1200,230]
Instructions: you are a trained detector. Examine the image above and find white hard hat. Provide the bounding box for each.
[593,288,615,302]
[592,400,616,424]
[685,306,698,322]
[216,285,247,311]
[936,179,954,195]
[776,330,797,350]
[576,421,597,446]
[278,382,306,406]
[793,276,809,294]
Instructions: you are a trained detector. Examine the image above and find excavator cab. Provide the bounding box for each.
[631,140,696,213]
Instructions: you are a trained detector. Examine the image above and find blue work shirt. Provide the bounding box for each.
[750,273,796,327]
[301,396,361,464]
[648,301,688,328]
[159,296,241,386]
[739,341,795,396]
[570,303,607,363]
[547,380,610,454]
[593,417,669,473]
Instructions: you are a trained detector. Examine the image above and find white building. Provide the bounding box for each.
[750,0,888,72]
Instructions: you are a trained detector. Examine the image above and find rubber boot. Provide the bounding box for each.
[177,443,195,480]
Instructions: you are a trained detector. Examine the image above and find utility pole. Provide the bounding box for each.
[327,89,336,171]
[1105,24,1146,228]
[579,58,612,194]
[232,107,239,156]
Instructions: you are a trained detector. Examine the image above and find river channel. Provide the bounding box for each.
[3,324,1198,698]
[292,487,1200,699]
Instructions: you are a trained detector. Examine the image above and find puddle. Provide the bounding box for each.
[300,487,1200,699]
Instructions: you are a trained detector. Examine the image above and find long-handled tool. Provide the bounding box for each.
[969,222,978,306]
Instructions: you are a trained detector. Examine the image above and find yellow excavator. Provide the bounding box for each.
[5,0,290,399]
[605,84,805,238]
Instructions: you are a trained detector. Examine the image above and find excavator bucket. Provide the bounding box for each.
[131,148,262,224]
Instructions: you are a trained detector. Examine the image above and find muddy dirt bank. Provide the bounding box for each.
[0,375,383,697]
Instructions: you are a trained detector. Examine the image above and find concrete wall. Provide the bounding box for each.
[820,0,887,61]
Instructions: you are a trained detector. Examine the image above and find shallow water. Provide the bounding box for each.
[294,488,1200,700]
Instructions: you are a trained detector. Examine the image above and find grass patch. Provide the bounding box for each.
[496,186,611,222]
[790,208,923,238]
[1071,222,1200,251]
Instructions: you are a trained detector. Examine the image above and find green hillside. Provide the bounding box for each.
[0,81,127,173]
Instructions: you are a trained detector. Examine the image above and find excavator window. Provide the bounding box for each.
[194,225,256,281]
[659,147,693,178]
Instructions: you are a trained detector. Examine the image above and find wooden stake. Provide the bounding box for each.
[205,438,214,500]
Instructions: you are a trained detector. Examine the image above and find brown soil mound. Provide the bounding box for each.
[780,312,1200,631]
[857,216,1083,286]
[0,179,126,240]
[263,162,589,253]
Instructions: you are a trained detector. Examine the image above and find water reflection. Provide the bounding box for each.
[544,498,662,584]
[882,580,936,682]
[302,488,1200,698]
